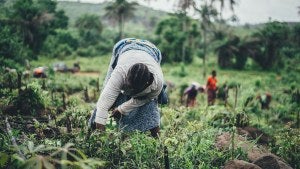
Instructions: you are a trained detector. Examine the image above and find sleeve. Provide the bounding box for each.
[117,98,152,115]
[117,87,160,115]
[95,68,124,125]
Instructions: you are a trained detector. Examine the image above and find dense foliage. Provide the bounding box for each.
[155,14,201,63]
[0,0,68,67]
[0,1,300,168]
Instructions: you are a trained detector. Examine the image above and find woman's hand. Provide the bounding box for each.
[110,109,122,120]
[95,123,106,131]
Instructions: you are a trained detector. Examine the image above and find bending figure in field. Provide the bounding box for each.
[183,83,205,107]
[88,38,167,137]
[257,92,272,109]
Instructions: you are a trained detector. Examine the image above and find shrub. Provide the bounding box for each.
[76,46,97,57]
[272,128,300,168]
[7,81,49,116]
[53,44,73,58]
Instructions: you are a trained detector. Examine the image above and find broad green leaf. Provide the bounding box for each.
[0,152,9,167]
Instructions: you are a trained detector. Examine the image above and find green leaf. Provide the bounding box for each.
[121,148,126,155]
[41,157,55,169]
[0,152,9,167]
[28,141,34,153]
[21,156,43,169]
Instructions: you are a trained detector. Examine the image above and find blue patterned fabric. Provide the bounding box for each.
[113,94,160,132]
[111,38,162,69]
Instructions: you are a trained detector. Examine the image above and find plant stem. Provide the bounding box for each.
[5,117,25,160]
[164,145,170,169]
[234,86,238,109]
[231,126,235,160]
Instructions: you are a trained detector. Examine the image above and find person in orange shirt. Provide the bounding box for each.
[206,70,217,105]
[33,67,47,78]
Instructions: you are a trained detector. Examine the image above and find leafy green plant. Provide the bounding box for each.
[4,141,106,169]
[7,81,50,116]
[272,128,300,168]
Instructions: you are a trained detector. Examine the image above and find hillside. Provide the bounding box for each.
[57,1,169,34]
[58,1,295,38]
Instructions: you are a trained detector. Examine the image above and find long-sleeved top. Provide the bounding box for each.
[95,50,164,125]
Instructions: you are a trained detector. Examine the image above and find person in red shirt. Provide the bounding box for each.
[206,70,217,105]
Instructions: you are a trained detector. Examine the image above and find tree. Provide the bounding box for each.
[177,0,196,63]
[234,39,249,70]
[215,35,239,68]
[7,0,68,55]
[217,0,237,20]
[292,24,300,48]
[213,27,248,70]
[191,0,237,77]
[42,29,79,58]
[0,0,6,8]
[156,14,200,63]
[105,0,138,40]
[250,21,290,69]
[194,2,218,77]
[75,14,103,47]
[0,25,31,68]
[226,22,290,70]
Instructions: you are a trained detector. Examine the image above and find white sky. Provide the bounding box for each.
[61,0,300,24]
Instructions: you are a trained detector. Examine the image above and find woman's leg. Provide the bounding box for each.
[149,126,160,138]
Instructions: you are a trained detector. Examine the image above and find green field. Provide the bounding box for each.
[1,0,300,168]
[1,54,299,168]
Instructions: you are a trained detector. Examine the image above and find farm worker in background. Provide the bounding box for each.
[257,92,272,109]
[33,67,47,78]
[217,82,229,105]
[183,84,198,107]
[88,38,167,137]
[183,83,205,107]
[71,62,80,73]
[206,70,218,106]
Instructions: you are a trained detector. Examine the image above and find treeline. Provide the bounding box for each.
[0,0,299,71]
[0,0,68,68]
[0,0,114,70]
[215,22,300,70]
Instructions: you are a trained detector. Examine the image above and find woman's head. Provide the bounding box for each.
[126,63,153,94]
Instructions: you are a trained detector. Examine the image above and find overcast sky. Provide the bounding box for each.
[61,0,300,24]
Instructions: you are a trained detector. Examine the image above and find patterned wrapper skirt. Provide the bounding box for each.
[207,89,216,104]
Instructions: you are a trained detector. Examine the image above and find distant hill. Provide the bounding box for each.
[57,1,169,35]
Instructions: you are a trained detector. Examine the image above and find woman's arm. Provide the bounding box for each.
[95,68,124,125]
[117,86,161,114]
